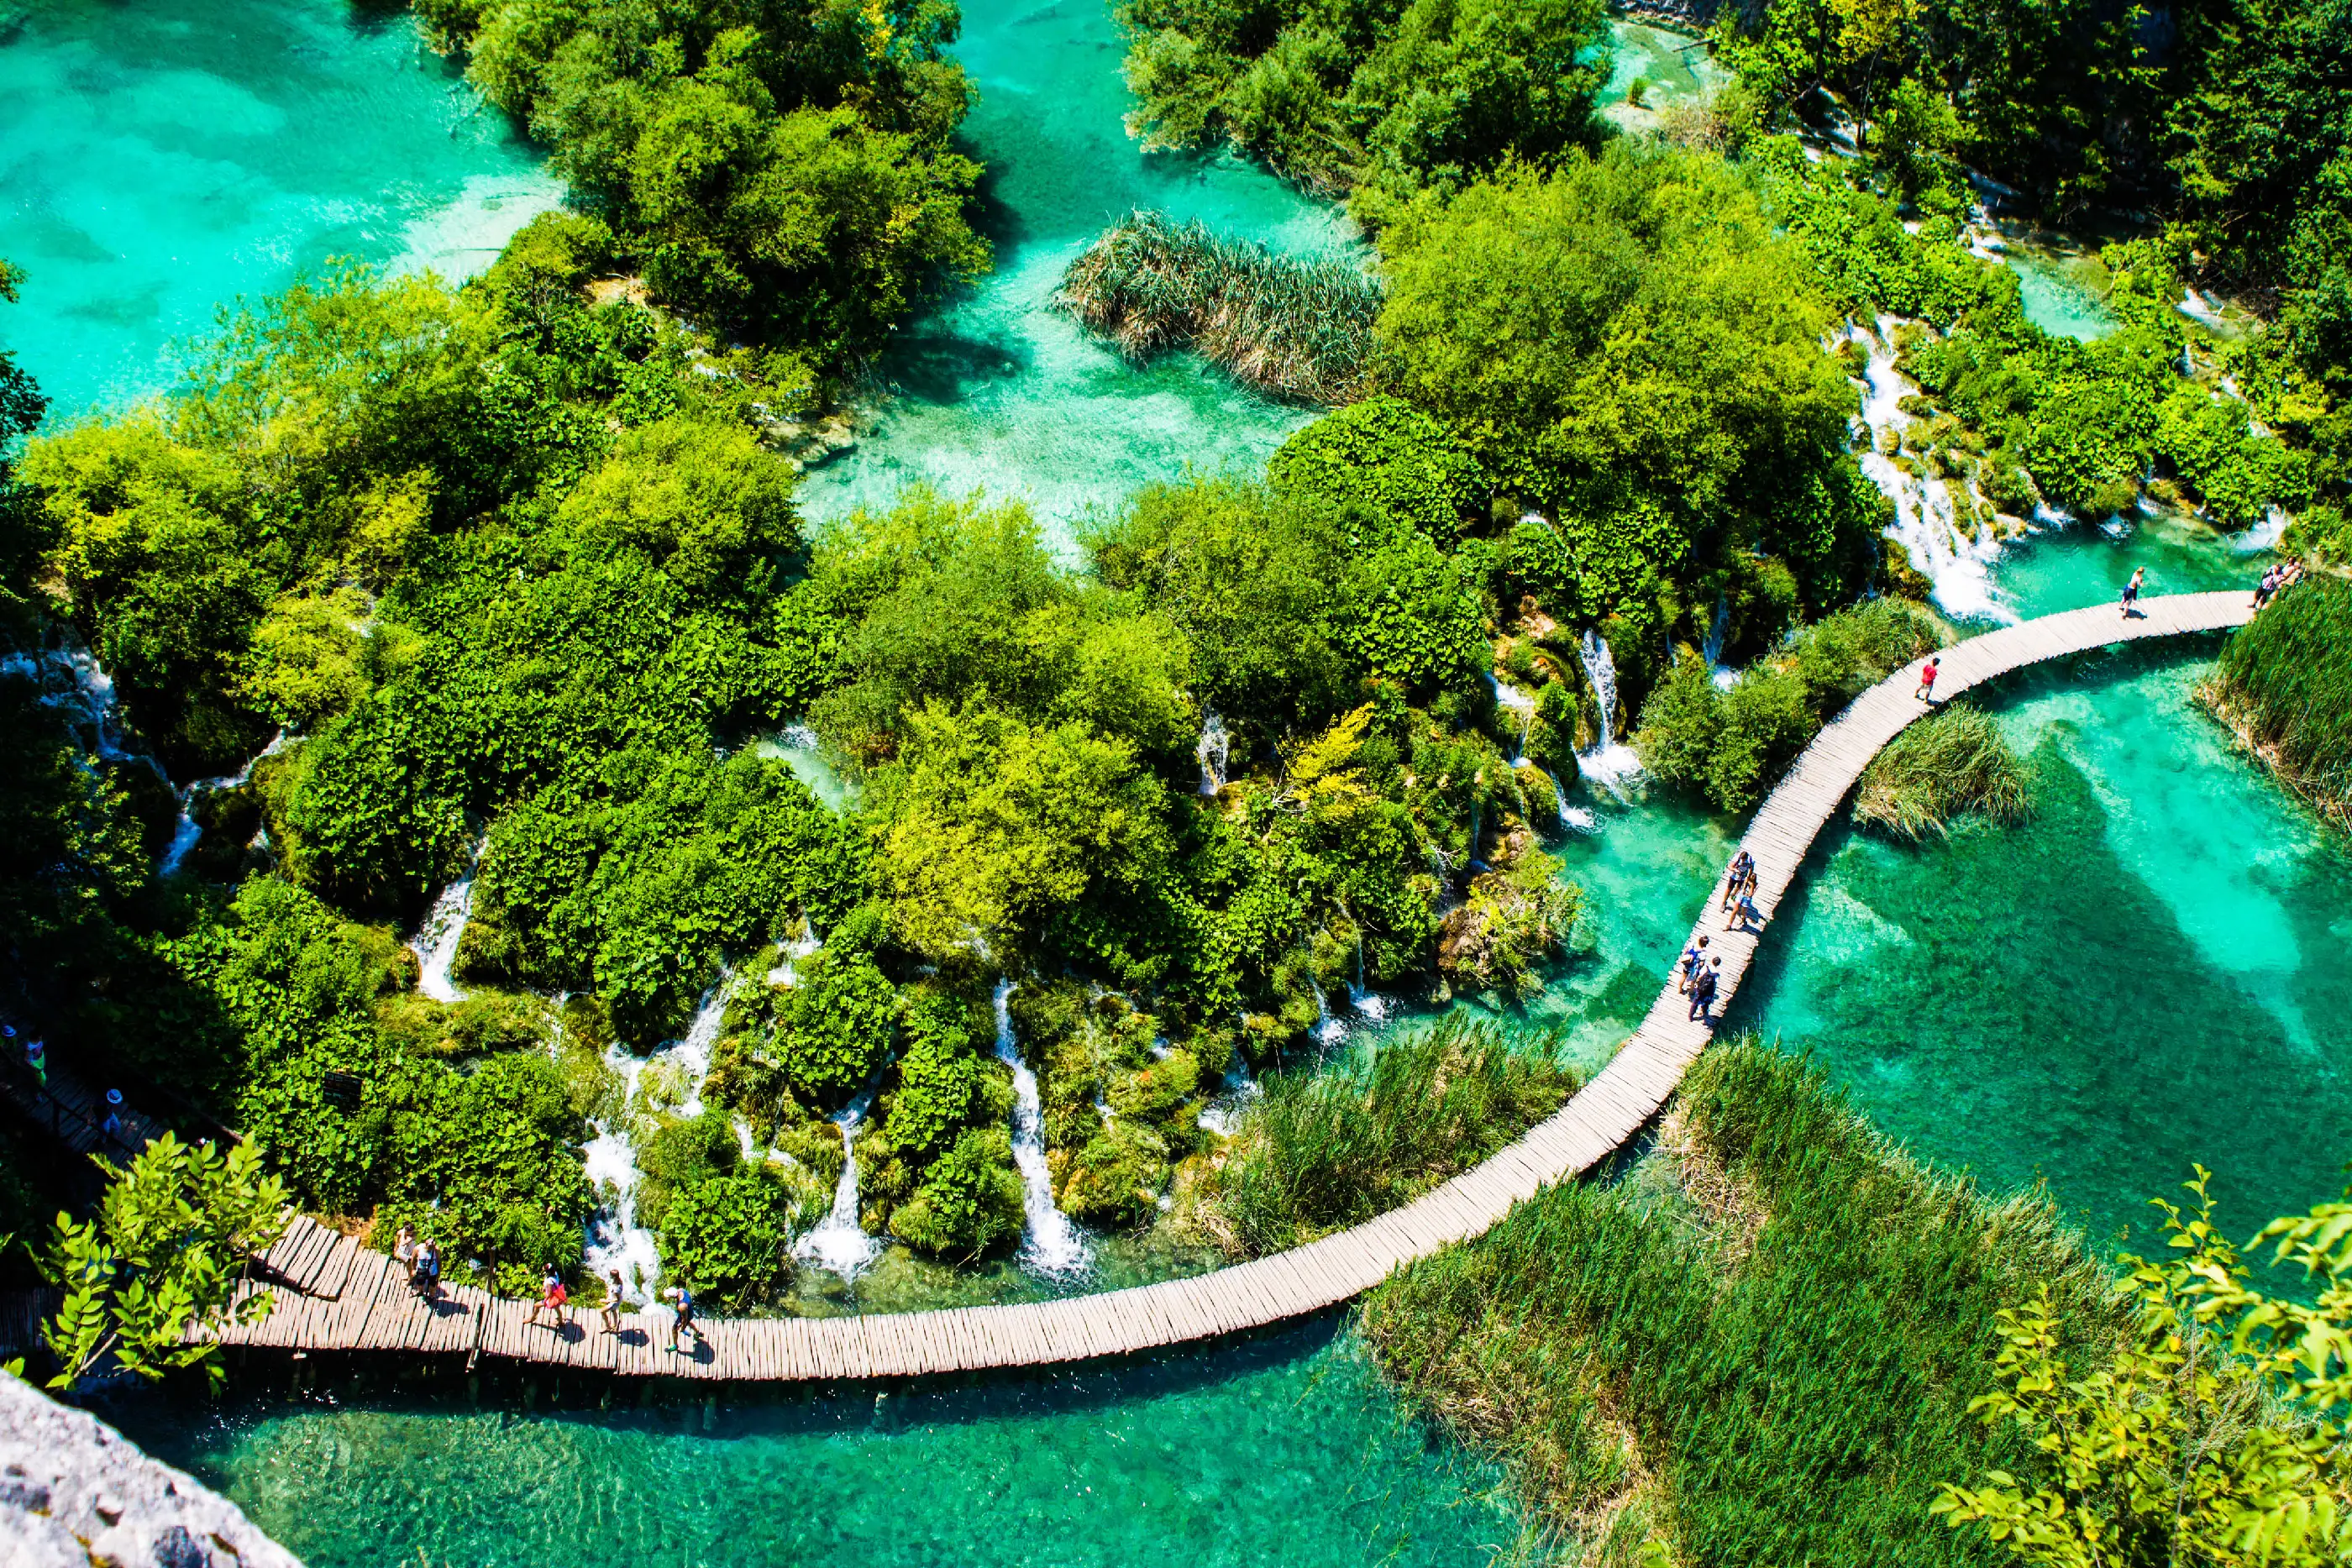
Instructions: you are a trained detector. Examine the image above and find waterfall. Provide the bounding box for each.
[160,730,288,877]
[764,920,823,985]
[579,980,733,1296]
[992,981,1091,1277]
[1848,320,2015,624]
[410,868,479,1004]
[1574,630,1643,797]
[1345,936,1389,1022]
[792,1087,882,1279]
[1194,709,1230,795]
[1488,675,1536,762]
[1309,978,1349,1046]
[1551,774,1598,834]
[1702,595,1738,691]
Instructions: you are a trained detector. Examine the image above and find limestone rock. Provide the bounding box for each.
[0,1371,302,1568]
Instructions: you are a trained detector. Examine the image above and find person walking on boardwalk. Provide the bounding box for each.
[101,1088,123,1146]
[2254,564,2280,611]
[664,1285,698,1353]
[1678,933,1710,994]
[1725,884,1761,933]
[1688,956,1721,1021]
[528,1269,569,1331]
[1914,655,1940,702]
[1719,851,1754,912]
[412,1239,441,1301]
[391,1223,417,1282]
[602,1270,627,1335]
[2120,566,2145,618]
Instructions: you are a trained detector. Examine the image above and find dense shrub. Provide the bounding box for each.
[772,947,896,1102]
[2205,574,2352,830]
[1268,396,1484,544]
[656,1163,804,1309]
[1854,702,2033,841]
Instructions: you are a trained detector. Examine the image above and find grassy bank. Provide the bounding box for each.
[2202,574,2352,833]
[1853,702,2032,841]
[1361,1040,2118,1565]
[1191,1016,1579,1257]
[1057,211,1378,403]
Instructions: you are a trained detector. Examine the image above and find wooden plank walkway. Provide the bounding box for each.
[144,591,2249,1381]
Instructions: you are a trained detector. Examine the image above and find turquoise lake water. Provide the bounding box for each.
[113,1319,1525,1568]
[0,0,559,419]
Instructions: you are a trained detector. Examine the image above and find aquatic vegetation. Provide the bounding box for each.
[2204,574,2352,831]
[1634,597,1945,810]
[1197,1015,1578,1257]
[1118,0,1609,207]
[1852,702,2032,841]
[1362,1040,2120,1566]
[1057,211,1379,403]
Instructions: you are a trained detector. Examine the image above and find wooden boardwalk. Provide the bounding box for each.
[25,592,2255,1381]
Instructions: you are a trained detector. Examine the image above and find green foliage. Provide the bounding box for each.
[1855,701,2033,841]
[886,1125,1025,1260]
[1365,1039,2122,1566]
[1375,144,1878,614]
[2155,385,2313,529]
[1635,597,1944,810]
[2206,575,2352,831]
[1119,0,1609,205]
[773,947,896,1102]
[41,1134,288,1392]
[875,990,988,1160]
[1934,1168,2351,1566]
[1268,395,1484,544]
[1057,211,1380,402]
[1200,1015,1576,1256]
[654,1162,803,1310]
[431,0,989,363]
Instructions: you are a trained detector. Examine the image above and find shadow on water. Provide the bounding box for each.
[1729,642,2352,1256]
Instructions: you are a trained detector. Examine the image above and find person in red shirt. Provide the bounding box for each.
[1914,655,1940,703]
[528,1269,569,1331]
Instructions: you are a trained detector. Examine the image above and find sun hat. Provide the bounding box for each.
[106,1088,123,1106]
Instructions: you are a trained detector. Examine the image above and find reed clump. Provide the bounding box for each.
[1197,1015,1578,1257]
[1056,211,1379,404]
[1853,700,2033,841]
[2202,574,2352,833]
[1362,1039,2119,1567]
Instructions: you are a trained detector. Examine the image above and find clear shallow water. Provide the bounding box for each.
[1735,646,2352,1252]
[795,0,1354,548]
[113,1319,1523,1568]
[0,0,561,419]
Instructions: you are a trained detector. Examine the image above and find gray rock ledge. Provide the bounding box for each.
[0,1371,302,1568]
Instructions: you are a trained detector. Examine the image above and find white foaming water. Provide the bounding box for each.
[1703,595,1739,690]
[1850,322,2017,624]
[1345,937,1389,1022]
[1573,629,1644,797]
[2178,287,2229,333]
[2,646,139,763]
[1308,978,1350,1046]
[764,922,823,986]
[1551,775,1599,834]
[1488,674,1537,762]
[410,866,479,1004]
[1194,709,1230,794]
[160,730,287,877]
[992,981,1092,1278]
[1196,1046,1263,1138]
[793,1087,882,1280]
[2234,506,2290,553]
[579,981,733,1297]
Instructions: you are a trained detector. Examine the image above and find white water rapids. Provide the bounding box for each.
[992,981,1092,1278]
[1574,630,1643,797]
[793,1085,882,1279]
[579,984,732,1298]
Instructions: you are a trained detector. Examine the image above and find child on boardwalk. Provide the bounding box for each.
[602,1270,627,1335]
[528,1269,569,1331]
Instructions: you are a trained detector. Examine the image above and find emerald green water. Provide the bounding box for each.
[113,1320,1525,1566]
[0,0,561,420]
[1735,645,2352,1251]
[794,0,1352,544]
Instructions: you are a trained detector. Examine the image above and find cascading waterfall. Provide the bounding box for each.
[765,921,823,985]
[992,981,1092,1277]
[792,1086,882,1279]
[1574,630,1643,796]
[1346,936,1389,1022]
[1849,319,2015,624]
[1552,775,1597,834]
[580,983,732,1296]
[1488,675,1536,762]
[160,731,287,877]
[1194,709,1230,795]
[3,645,139,763]
[1308,977,1348,1047]
[1703,595,1738,690]
[410,859,480,1004]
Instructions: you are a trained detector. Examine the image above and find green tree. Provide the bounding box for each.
[43,1134,289,1391]
[1935,1169,2352,1567]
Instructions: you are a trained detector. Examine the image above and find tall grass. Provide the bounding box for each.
[1854,701,2032,841]
[2206,574,2352,831]
[1200,1015,1578,1257]
[1056,211,1378,403]
[1362,1040,2119,1567]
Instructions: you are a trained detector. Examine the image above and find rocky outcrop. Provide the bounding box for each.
[0,1372,302,1568]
